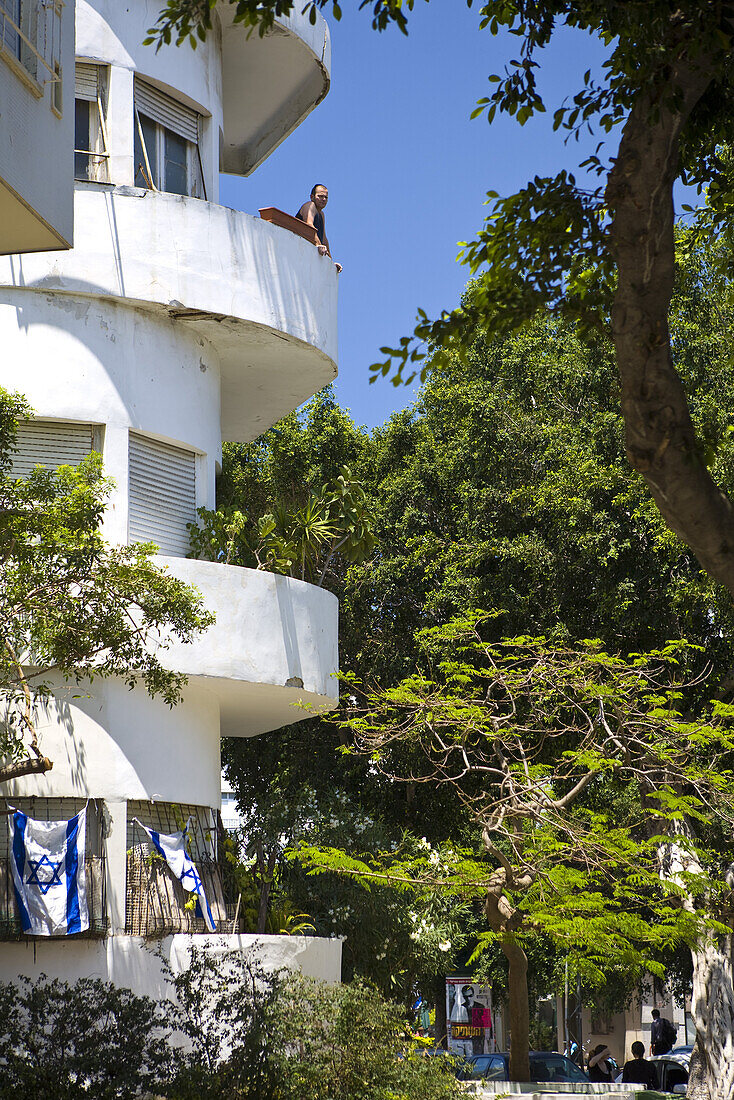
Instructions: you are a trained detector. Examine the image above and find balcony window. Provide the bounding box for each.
[9,418,101,479]
[0,0,21,58]
[75,63,109,182]
[0,798,107,939]
[133,77,205,198]
[125,802,233,936]
[128,432,198,558]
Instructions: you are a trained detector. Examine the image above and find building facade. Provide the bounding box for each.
[0,0,341,991]
[0,0,74,254]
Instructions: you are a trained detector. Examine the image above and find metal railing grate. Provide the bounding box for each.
[0,797,107,939]
[125,802,233,937]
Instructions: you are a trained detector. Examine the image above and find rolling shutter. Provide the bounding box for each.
[128,433,197,557]
[75,62,99,101]
[10,420,96,479]
[134,77,199,143]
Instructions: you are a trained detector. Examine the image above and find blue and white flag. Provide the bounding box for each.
[10,808,88,936]
[136,820,216,932]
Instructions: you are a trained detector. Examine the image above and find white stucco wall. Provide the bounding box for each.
[76,0,222,200]
[0,186,338,442]
[219,3,331,175]
[0,932,342,998]
[0,0,75,252]
[0,288,222,540]
[6,677,222,806]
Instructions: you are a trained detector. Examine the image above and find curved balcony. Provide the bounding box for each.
[220,6,331,175]
[0,186,338,442]
[158,557,339,738]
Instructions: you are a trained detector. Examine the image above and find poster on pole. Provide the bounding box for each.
[446,978,494,1057]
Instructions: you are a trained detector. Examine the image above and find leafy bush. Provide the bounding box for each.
[0,957,460,1100]
[162,946,280,1100]
[188,466,374,588]
[268,975,462,1100]
[0,974,172,1099]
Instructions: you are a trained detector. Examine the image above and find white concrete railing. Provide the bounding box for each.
[0,186,338,441]
[157,557,339,738]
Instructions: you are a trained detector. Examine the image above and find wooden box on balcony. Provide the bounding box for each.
[259,206,319,245]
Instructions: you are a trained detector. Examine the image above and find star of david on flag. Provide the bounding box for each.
[135,819,216,932]
[10,807,88,936]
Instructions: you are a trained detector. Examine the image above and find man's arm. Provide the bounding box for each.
[319,222,342,273]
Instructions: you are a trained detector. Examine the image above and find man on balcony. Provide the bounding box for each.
[296,184,342,272]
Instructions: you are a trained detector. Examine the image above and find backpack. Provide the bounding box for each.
[661,1018,677,1047]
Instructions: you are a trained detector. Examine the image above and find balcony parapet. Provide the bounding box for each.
[158,557,339,738]
[0,186,338,442]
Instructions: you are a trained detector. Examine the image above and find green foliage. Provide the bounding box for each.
[163,947,280,1100]
[188,464,374,587]
[146,0,425,51]
[330,612,734,989]
[268,975,462,1100]
[0,389,214,779]
[222,251,734,1001]
[0,974,172,1099]
[163,946,462,1100]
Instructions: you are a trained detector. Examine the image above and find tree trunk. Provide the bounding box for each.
[254,845,277,934]
[688,933,734,1100]
[434,971,448,1049]
[606,51,734,596]
[501,933,530,1082]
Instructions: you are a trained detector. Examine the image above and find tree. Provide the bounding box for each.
[0,390,214,784]
[307,613,734,1084]
[149,0,734,600]
[218,254,734,1087]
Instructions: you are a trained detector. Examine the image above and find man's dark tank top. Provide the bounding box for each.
[295,206,324,241]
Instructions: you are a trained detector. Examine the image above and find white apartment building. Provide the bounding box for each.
[0,0,74,253]
[0,0,341,994]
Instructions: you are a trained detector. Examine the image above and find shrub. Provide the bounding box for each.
[0,974,172,1100]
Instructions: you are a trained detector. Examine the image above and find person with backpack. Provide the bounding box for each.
[650,1008,677,1055]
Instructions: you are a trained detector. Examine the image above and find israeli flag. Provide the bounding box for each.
[136,820,216,932]
[10,808,88,936]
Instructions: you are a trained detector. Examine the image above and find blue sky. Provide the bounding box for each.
[219,3,616,430]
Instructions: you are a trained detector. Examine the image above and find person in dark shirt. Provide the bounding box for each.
[622,1041,660,1090]
[295,184,342,272]
[650,1007,674,1055]
[587,1044,615,1083]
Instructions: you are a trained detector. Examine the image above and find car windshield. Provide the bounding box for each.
[530,1054,588,1082]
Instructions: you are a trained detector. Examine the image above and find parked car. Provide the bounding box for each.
[456,1051,590,1083]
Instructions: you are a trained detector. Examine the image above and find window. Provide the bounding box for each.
[133,77,205,198]
[75,63,109,182]
[0,0,21,59]
[0,1,62,93]
[128,432,197,557]
[10,419,101,479]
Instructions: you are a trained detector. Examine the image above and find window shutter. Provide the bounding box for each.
[75,62,99,101]
[128,433,197,557]
[134,77,199,143]
[10,420,95,479]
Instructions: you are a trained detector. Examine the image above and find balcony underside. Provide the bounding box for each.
[0,177,71,255]
[219,6,331,176]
